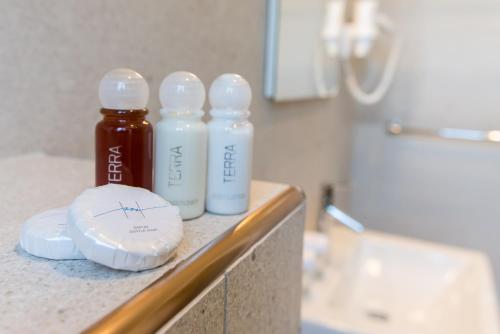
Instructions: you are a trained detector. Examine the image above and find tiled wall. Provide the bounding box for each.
[159,204,305,334]
[350,0,500,293]
[0,1,354,227]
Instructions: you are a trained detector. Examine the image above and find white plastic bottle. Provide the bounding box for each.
[154,72,207,220]
[206,74,254,215]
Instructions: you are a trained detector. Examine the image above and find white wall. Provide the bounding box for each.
[350,0,500,293]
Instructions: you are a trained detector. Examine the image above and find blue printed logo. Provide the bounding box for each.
[93,201,170,219]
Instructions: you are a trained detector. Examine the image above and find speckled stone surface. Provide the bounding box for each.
[224,204,305,334]
[0,153,288,334]
[158,276,225,334]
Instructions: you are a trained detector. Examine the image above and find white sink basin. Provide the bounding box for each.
[302,228,499,334]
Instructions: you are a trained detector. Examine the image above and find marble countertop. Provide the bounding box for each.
[0,153,288,334]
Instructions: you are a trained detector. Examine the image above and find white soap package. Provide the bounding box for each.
[19,207,85,260]
[67,184,183,271]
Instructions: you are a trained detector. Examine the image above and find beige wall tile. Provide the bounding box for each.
[224,205,305,334]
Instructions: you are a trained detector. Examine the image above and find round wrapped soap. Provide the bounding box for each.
[19,207,85,260]
[68,184,183,271]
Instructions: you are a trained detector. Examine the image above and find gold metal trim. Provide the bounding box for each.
[83,186,304,334]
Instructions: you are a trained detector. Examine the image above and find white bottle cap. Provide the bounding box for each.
[209,73,252,111]
[68,184,183,271]
[159,71,205,116]
[99,68,149,110]
[19,207,85,260]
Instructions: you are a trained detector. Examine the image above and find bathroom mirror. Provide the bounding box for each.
[265,0,339,102]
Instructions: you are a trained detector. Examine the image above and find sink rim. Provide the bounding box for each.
[302,228,500,334]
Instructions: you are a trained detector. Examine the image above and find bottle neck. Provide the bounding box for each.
[160,109,204,121]
[210,108,250,121]
[100,108,148,120]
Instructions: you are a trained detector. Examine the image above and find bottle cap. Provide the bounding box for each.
[159,71,205,116]
[67,184,183,271]
[209,73,252,111]
[19,207,85,260]
[99,68,149,110]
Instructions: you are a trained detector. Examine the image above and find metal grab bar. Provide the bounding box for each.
[386,120,500,143]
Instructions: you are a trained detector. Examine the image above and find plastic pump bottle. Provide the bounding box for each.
[95,68,153,190]
[154,72,207,220]
[206,74,254,215]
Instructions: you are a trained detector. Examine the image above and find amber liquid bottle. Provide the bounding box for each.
[95,69,153,190]
[95,109,153,190]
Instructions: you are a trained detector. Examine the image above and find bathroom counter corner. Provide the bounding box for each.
[0,153,304,334]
